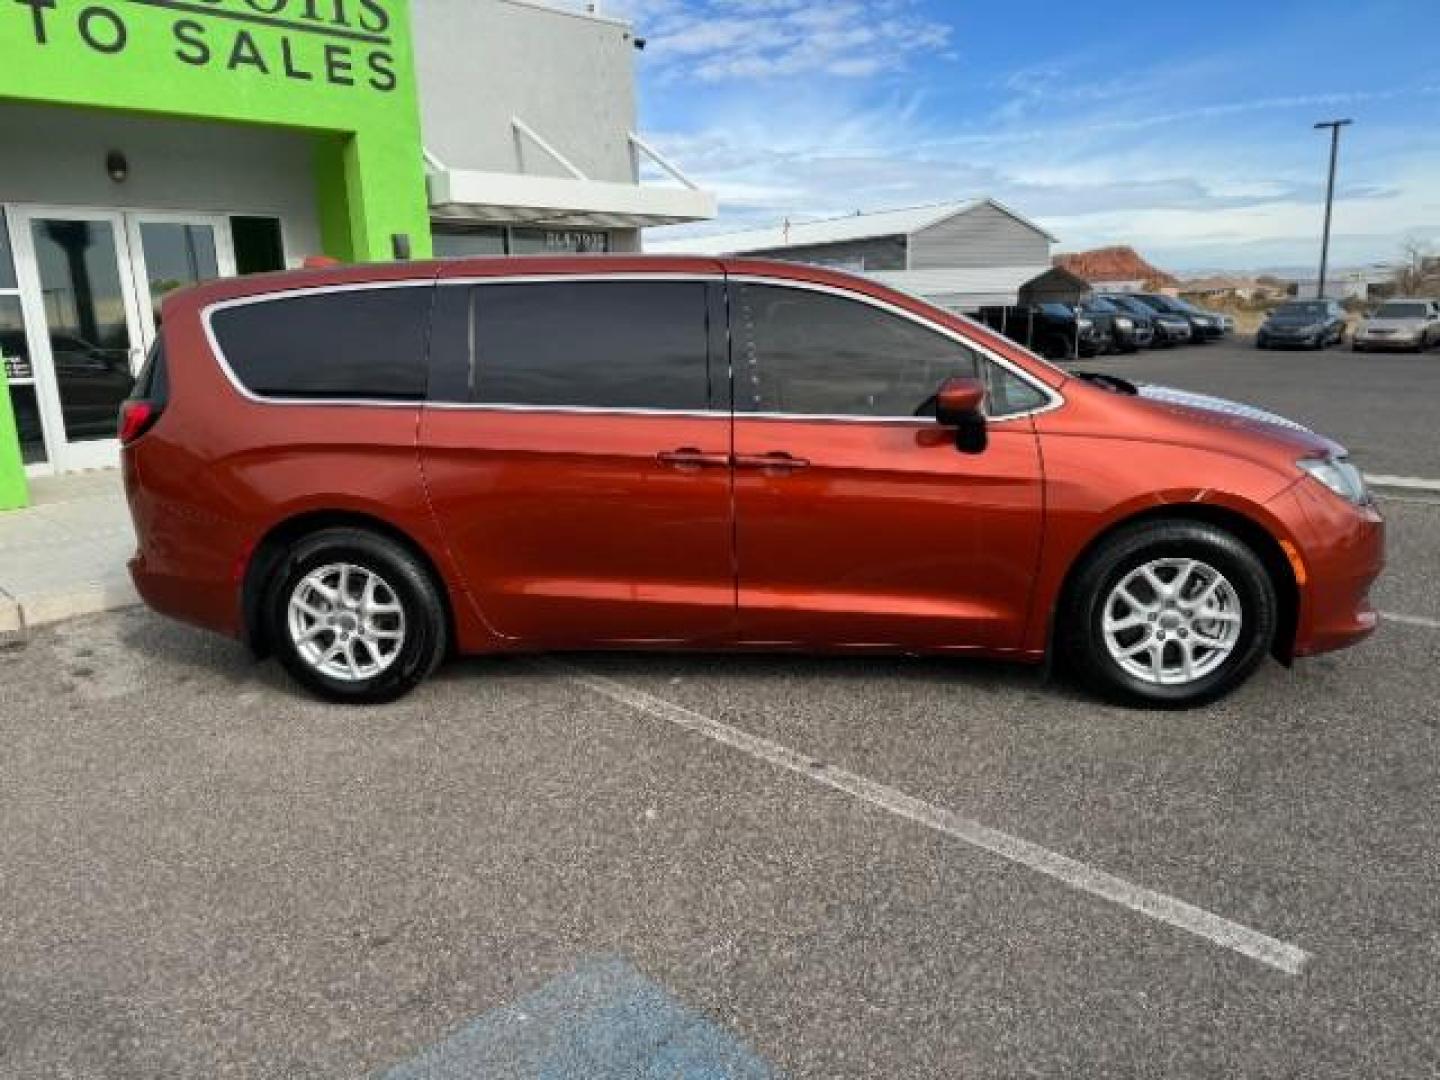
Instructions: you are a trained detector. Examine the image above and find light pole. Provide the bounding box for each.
[1313,119,1352,299]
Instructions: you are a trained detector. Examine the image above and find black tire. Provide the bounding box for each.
[264,527,447,704]
[1058,520,1278,708]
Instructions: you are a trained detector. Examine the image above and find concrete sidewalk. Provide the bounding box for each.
[0,470,138,634]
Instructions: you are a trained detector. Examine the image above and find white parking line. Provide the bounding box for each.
[559,664,1310,977]
[1383,611,1440,630]
[1367,474,1440,492]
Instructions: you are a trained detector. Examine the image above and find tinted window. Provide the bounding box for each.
[211,286,431,399]
[735,284,982,417]
[0,214,15,290]
[1040,303,1074,319]
[472,281,709,410]
[1377,302,1428,318]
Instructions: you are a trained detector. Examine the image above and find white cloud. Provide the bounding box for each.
[602,0,951,82]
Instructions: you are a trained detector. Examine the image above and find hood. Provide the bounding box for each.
[1265,314,1325,327]
[1362,317,1426,330]
[1135,383,1343,457]
[1073,372,1343,460]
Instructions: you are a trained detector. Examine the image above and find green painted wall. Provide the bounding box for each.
[0,361,28,509]
[0,0,433,262]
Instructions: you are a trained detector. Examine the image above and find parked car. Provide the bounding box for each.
[1079,297,1153,352]
[1352,298,1440,352]
[1256,300,1348,350]
[976,302,1106,359]
[1130,293,1227,342]
[122,257,1384,709]
[1100,293,1192,347]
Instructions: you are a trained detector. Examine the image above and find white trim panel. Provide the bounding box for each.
[428,169,717,227]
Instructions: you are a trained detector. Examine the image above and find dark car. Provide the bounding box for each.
[1257,300,1347,350]
[977,302,1106,360]
[1080,297,1152,352]
[1101,294,1192,347]
[1131,293,1226,342]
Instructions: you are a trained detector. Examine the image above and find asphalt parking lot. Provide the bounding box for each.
[3,341,1439,1078]
[1077,333,1440,478]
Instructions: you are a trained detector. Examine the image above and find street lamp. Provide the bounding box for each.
[1313,119,1352,299]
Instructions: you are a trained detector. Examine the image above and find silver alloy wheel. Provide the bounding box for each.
[1101,558,1243,687]
[287,563,406,683]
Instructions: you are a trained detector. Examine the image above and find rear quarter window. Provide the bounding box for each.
[209,285,432,400]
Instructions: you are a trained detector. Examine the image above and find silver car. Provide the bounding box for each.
[1353,298,1440,352]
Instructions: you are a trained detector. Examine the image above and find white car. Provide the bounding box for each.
[1353,299,1440,352]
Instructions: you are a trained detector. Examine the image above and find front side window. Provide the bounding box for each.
[471,281,710,410]
[210,286,431,400]
[734,284,1042,418]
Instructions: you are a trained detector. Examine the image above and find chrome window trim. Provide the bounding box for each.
[200,272,1067,422]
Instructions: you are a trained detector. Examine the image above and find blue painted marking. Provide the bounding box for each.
[378,957,778,1079]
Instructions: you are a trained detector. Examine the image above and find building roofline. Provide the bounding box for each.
[493,0,633,32]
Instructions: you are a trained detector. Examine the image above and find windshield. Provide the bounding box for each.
[1376,302,1429,318]
[1083,298,1120,313]
[1104,296,1152,317]
[1167,297,1202,314]
[1040,303,1074,319]
[1273,302,1328,318]
[1132,295,1176,314]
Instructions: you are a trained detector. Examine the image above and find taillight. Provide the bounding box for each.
[118,400,160,445]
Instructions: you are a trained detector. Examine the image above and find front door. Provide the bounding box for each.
[420,274,736,645]
[8,207,234,472]
[728,279,1046,652]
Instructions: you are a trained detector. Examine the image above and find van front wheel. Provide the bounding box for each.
[265,527,447,704]
[1060,521,1277,708]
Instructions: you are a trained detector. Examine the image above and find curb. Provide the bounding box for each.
[0,581,141,636]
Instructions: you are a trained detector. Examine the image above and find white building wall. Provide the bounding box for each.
[411,0,639,184]
[0,102,323,264]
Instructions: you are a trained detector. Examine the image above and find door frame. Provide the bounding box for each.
[7,205,238,474]
[8,204,146,474]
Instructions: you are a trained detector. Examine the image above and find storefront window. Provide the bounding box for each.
[433,227,506,257]
[1,296,45,464]
[510,228,610,255]
[0,215,15,290]
[230,217,286,275]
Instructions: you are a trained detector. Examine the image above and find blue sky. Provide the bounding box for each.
[605,0,1440,272]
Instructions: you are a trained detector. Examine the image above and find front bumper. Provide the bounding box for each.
[1271,480,1386,658]
[1354,333,1424,350]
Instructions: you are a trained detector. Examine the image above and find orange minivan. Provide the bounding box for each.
[120,256,1384,707]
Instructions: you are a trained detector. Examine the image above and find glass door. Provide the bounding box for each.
[11,207,145,473]
[8,208,237,472]
[125,213,236,348]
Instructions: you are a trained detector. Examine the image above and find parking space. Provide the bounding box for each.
[1075,335,1440,479]
[2,494,1437,1077]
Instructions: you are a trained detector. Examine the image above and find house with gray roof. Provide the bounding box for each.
[646,199,1089,311]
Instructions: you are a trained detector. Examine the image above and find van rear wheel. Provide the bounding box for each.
[1059,521,1277,708]
[265,527,447,704]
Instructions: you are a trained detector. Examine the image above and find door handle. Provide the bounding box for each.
[734,451,810,473]
[657,447,730,471]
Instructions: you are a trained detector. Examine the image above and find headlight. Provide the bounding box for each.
[1115,317,1133,329]
[1298,456,1369,505]
[1078,318,1093,329]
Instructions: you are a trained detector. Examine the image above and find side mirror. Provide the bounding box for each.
[935,376,987,454]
